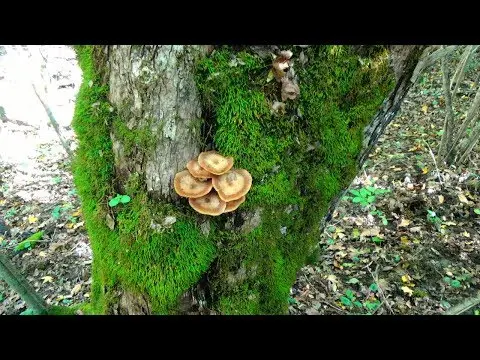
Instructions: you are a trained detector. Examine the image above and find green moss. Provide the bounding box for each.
[195,45,395,314]
[72,46,216,314]
[47,303,84,315]
[73,45,394,315]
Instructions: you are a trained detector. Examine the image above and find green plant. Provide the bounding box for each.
[371,236,384,244]
[443,276,462,288]
[4,208,16,219]
[427,209,442,230]
[14,231,44,252]
[370,209,388,225]
[364,298,381,313]
[347,186,390,207]
[51,205,61,219]
[108,194,131,207]
[474,208,480,215]
[340,289,362,308]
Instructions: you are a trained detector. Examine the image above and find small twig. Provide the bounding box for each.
[320,300,347,314]
[444,291,480,315]
[423,139,443,186]
[367,264,395,315]
[31,83,73,160]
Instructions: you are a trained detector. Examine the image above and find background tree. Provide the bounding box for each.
[72,45,424,314]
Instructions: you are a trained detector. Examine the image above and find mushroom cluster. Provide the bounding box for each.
[174,151,252,216]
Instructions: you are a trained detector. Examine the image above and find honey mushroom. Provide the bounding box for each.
[198,151,234,175]
[224,196,246,213]
[188,191,226,216]
[174,170,213,198]
[174,151,251,215]
[187,159,213,180]
[213,169,252,202]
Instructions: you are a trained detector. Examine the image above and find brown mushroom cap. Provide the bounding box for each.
[198,151,234,175]
[174,170,213,198]
[213,169,252,202]
[224,196,246,213]
[188,191,226,216]
[187,159,214,179]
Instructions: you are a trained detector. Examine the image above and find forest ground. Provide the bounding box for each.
[0,45,479,315]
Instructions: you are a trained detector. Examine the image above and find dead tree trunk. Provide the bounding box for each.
[72,45,424,314]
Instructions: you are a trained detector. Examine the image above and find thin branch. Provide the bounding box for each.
[0,253,48,314]
[31,84,73,160]
[451,45,479,96]
[423,139,443,186]
[411,45,458,84]
[438,50,455,163]
[367,264,395,315]
[457,119,480,164]
[446,86,480,166]
[444,291,480,315]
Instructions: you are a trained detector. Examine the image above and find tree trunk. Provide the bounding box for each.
[72,45,425,314]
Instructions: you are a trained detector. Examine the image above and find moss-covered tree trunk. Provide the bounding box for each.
[72,45,424,314]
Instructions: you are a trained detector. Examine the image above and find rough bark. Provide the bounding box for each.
[100,45,209,314]
[106,45,209,200]
[89,45,424,314]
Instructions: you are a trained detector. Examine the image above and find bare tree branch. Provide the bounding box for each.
[450,45,479,96]
[438,50,455,163]
[32,84,73,160]
[411,45,458,84]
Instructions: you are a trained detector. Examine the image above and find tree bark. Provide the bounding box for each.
[74,45,425,314]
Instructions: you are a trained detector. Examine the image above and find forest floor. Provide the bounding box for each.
[0,46,479,315]
[0,45,89,314]
[290,55,480,315]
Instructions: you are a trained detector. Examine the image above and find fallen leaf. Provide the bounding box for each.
[438,195,444,204]
[458,194,469,204]
[72,209,82,217]
[400,236,410,245]
[41,276,54,284]
[422,167,429,174]
[271,101,286,115]
[305,308,320,315]
[401,286,413,296]
[28,215,38,224]
[266,69,275,83]
[38,251,47,257]
[73,221,84,230]
[106,213,115,230]
[361,227,380,237]
[398,218,411,227]
[280,77,300,101]
[326,275,338,292]
[71,284,82,296]
[421,104,428,114]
